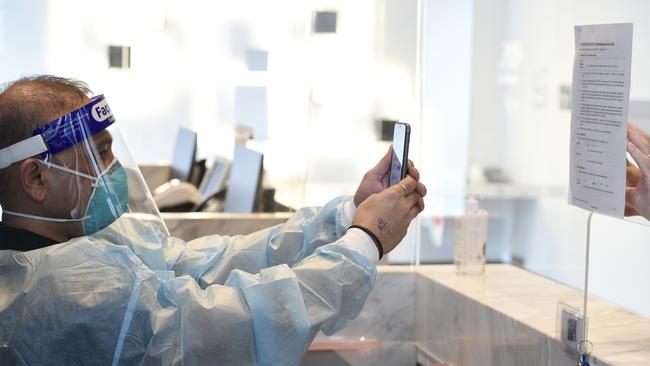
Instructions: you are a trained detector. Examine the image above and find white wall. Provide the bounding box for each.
[0,0,321,209]
[1,0,212,163]
[468,0,508,169]
[0,0,49,74]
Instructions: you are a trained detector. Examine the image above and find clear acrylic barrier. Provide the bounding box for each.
[585,214,650,365]
[2,0,649,365]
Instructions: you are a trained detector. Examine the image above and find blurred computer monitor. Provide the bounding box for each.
[170,128,197,182]
[198,158,231,200]
[224,145,263,213]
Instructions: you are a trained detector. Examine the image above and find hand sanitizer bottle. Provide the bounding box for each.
[454,196,488,275]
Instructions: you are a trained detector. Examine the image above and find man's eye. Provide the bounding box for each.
[98,150,110,163]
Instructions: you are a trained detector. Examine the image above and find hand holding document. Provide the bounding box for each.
[625,123,650,220]
[569,23,633,217]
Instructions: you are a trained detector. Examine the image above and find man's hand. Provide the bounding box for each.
[626,123,650,220]
[354,146,427,211]
[352,175,423,255]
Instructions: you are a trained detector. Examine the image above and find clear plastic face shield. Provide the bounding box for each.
[0,95,169,254]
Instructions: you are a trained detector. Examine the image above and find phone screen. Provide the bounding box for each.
[389,122,410,186]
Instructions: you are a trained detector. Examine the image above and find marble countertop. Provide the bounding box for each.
[305,264,649,365]
[416,264,650,365]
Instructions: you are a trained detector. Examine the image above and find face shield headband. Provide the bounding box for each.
[0,94,115,169]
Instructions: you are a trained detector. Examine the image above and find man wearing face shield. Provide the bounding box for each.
[0,75,427,365]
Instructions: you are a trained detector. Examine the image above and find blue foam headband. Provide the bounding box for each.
[33,94,116,158]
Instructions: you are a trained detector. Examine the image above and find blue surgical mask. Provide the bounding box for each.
[3,159,129,235]
[82,159,129,235]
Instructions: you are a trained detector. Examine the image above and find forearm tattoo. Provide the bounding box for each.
[377,218,391,233]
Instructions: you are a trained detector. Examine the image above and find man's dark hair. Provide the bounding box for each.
[0,75,92,204]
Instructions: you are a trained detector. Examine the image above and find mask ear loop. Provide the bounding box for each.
[1,210,87,222]
[39,160,100,187]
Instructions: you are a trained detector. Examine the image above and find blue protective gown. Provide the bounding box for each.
[0,196,376,365]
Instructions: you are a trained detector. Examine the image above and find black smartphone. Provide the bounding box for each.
[389,122,411,186]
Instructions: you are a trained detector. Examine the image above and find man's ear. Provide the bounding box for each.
[18,158,47,203]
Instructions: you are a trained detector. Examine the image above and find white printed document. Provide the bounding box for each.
[569,23,633,217]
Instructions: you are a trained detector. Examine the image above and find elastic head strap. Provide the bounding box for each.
[0,135,48,169]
